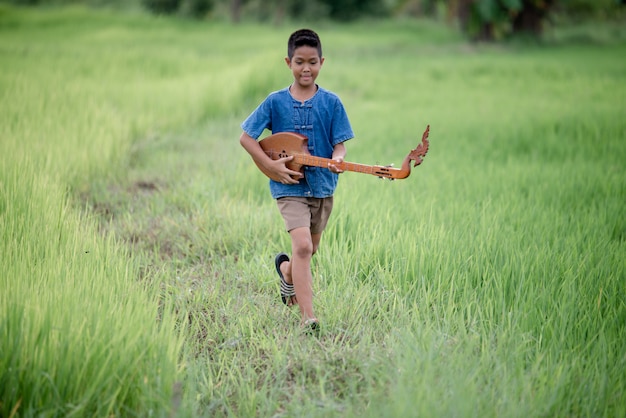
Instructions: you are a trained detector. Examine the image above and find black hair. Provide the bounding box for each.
[287,29,322,59]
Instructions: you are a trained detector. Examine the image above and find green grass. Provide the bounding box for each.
[1,4,625,417]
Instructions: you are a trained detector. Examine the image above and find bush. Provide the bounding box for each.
[141,0,213,17]
[319,0,389,21]
[142,0,180,14]
[142,0,213,18]
[180,0,213,18]
[555,0,624,18]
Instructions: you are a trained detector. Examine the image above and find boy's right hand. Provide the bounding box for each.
[239,132,302,183]
[269,156,303,184]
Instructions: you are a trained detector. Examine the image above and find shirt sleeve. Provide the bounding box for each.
[241,96,272,140]
[330,97,354,146]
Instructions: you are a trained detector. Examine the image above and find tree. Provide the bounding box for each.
[227,0,387,23]
[142,0,214,18]
[319,0,388,21]
[511,0,555,36]
[454,0,555,41]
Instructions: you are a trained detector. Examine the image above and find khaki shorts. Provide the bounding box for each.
[276,196,334,234]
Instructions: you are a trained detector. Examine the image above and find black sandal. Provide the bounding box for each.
[304,319,320,336]
[275,253,295,305]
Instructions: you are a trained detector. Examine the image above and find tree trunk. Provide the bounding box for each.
[456,0,472,32]
[477,21,494,41]
[231,0,241,23]
[512,0,554,36]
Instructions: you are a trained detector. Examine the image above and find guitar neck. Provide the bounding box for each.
[293,154,400,179]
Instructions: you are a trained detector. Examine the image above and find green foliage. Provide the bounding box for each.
[142,0,213,17]
[459,0,625,40]
[143,0,179,14]
[180,0,212,17]
[461,0,553,40]
[319,0,389,20]
[559,0,622,16]
[228,0,390,22]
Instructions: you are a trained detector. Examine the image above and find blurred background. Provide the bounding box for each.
[5,0,626,41]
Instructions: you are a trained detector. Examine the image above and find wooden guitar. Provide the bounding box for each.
[257,125,430,181]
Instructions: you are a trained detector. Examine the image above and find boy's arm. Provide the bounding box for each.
[329,142,347,174]
[239,131,303,184]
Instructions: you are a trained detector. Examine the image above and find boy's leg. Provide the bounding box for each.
[279,230,323,312]
[286,226,316,323]
[276,197,331,325]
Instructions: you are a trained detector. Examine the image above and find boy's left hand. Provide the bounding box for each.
[328,157,344,174]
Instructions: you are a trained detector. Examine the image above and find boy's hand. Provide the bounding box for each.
[271,156,303,184]
[329,142,346,174]
[328,156,344,174]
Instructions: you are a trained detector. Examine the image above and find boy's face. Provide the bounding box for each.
[285,46,324,90]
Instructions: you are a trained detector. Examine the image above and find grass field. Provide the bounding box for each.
[1,4,625,417]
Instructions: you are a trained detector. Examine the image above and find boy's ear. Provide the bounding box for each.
[284,57,291,67]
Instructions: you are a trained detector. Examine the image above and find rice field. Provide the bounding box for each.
[1,5,624,417]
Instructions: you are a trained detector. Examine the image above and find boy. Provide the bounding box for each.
[239,29,354,333]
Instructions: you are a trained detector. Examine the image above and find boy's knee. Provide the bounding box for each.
[293,240,314,259]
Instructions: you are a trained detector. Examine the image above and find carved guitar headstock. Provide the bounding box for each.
[409,125,430,167]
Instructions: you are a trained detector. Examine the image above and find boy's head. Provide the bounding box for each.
[287,29,322,60]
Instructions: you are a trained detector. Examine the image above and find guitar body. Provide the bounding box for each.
[257,132,311,181]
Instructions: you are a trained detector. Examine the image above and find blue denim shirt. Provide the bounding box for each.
[241,86,354,199]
